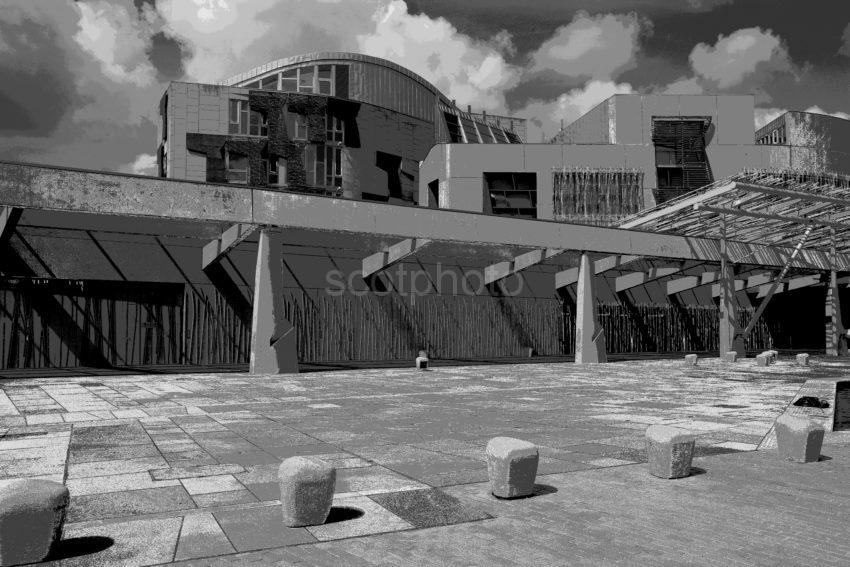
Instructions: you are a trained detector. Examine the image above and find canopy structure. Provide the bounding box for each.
[619,170,850,357]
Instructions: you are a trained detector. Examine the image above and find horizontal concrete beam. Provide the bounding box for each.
[202,223,257,269]
[755,274,824,298]
[613,266,684,293]
[484,248,564,285]
[555,255,641,289]
[2,162,846,271]
[362,238,432,278]
[666,272,718,295]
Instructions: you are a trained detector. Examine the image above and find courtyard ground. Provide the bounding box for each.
[0,356,848,566]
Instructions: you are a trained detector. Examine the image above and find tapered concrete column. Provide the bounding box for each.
[826,270,847,356]
[718,219,745,357]
[575,253,607,363]
[250,230,298,374]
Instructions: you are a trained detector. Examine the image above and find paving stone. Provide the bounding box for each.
[151,464,245,481]
[59,515,182,567]
[68,443,161,464]
[335,466,428,495]
[244,481,280,501]
[191,489,258,508]
[212,451,279,466]
[369,488,492,528]
[67,485,195,523]
[67,456,169,479]
[174,512,235,561]
[305,495,413,541]
[213,504,316,551]
[66,472,180,496]
[181,474,244,495]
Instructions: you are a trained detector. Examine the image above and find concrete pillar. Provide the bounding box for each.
[575,253,607,363]
[718,219,746,357]
[826,270,847,356]
[250,230,298,374]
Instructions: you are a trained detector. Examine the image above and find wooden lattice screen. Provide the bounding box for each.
[552,167,644,225]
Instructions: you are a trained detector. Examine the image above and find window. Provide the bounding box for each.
[318,65,333,95]
[772,130,779,144]
[326,114,344,143]
[229,100,267,135]
[260,74,278,90]
[294,114,309,140]
[298,67,314,93]
[302,145,326,186]
[444,113,463,143]
[325,145,342,187]
[225,150,248,184]
[485,172,537,218]
[459,116,480,143]
[266,158,286,186]
[281,69,297,92]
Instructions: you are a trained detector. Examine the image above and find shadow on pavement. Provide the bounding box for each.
[46,536,114,561]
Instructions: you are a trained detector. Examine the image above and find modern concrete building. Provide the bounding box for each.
[157,52,524,206]
[422,95,850,225]
[0,52,848,374]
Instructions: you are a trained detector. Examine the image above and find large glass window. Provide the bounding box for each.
[260,74,278,90]
[326,114,344,143]
[225,150,248,184]
[485,172,537,218]
[298,67,314,93]
[318,65,333,95]
[281,69,297,92]
[325,145,342,187]
[229,100,267,135]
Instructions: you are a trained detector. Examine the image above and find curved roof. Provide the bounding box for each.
[221,51,452,105]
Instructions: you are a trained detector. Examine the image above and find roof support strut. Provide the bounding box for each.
[362,238,432,279]
[484,248,565,285]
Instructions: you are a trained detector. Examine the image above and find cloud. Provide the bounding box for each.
[689,27,794,89]
[122,153,159,175]
[357,1,520,111]
[661,76,703,95]
[73,1,157,87]
[754,107,786,129]
[840,23,850,57]
[517,80,634,142]
[528,11,644,80]
[803,106,850,121]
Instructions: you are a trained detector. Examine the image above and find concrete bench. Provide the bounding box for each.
[485,437,539,498]
[775,415,824,463]
[645,425,696,479]
[683,354,698,367]
[0,479,70,566]
[724,351,738,363]
[796,353,809,366]
[756,353,770,367]
[278,457,336,527]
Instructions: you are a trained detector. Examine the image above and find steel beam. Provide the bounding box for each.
[362,238,432,279]
[203,223,257,269]
[619,182,737,229]
[2,162,848,271]
[555,255,641,289]
[0,206,21,245]
[735,182,850,208]
[484,248,564,285]
[694,203,850,232]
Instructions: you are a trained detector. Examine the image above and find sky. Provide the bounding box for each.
[0,0,849,175]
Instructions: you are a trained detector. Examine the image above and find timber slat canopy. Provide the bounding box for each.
[619,170,850,260]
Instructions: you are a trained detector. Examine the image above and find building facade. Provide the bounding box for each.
[158,52,525,205]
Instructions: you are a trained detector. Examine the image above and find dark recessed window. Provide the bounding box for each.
[485,172,537,218]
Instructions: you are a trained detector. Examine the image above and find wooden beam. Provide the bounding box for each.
[202,223,258,269]
[555,255,641,289]
[710,272,774,297]
[484,248,565,285]
[362,238,432,278]
[755,274,823,298]
[735,182,850,207]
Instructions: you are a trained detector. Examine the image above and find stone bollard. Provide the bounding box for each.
[775,415,824,463]
[796,353,809,366]
[724,351,738,363]
[645,425,696,479]
[485,437,539,499]
[278,457,335,527]
[415,355,429,370]
[766,350,778,364]
[683,354,698,367]
[756,353,769,367]
[0,479,70,566]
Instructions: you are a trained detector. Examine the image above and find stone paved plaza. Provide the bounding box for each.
[1,357,849,565]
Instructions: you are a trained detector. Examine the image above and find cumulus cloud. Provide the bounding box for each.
[121,153,159,175]
[357,1,520,111]
[689,27,794,89]
[804,106,850,121]
[529,11,644,80]
[754,107,786,129]
[518,80,634,142]
[74,1,157,87]
[840,23,850,57]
